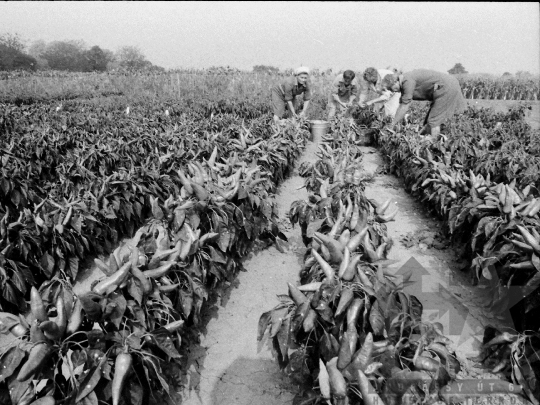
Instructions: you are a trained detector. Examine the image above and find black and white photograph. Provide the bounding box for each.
[0,2,539,405]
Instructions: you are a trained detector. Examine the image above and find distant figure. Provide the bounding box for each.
[381,69,467,137]
[358,67,401,119]
[271,67,312,123]
[327,70,358,120]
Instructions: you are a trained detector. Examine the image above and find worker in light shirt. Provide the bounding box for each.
[327,70,358,120]
[358,67,401,119]
[271,66,312,124]
[381,69,466,138]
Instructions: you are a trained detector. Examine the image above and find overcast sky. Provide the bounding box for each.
[1,2,539,75]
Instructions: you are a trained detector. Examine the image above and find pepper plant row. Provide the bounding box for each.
[365,104,540,402]
[258,117,482,405]
[0,101,286,312]
[458,76,539,101]
[0,100,310,405]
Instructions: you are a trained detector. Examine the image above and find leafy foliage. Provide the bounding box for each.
[360,102,540,403]
[0,95,311,404]
[262,117,462,405]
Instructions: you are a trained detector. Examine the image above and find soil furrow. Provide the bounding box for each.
[180,135,320,405]
[360,144,510,362]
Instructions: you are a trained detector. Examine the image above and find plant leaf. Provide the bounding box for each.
[77,390,98,405]
[41,252,55,277]
[208,246,227,264]
[0,346,26,383]
[188,213,200,230]
[127,278,144,305]
[144,357,169,395]
[531,253,540,272]
[275,316,291,368]
[179,290,193,319]
[369,301,385,336]
[69,255,80,280]
[269,307,288,338]
[151,330,181,359]
[218,230,231,252]
[257,310,272,342]
[8,376,33,405]
[79,292,104,321]
[75,365,102,402]
[107,293,127,328]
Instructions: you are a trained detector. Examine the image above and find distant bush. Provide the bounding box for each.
[0,44,37,71]
[253,65,279,74]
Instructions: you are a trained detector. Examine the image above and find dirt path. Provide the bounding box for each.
[359,146,530,405]
[179,130,510,404]
[360,147,509,361]
[179,137,319,405]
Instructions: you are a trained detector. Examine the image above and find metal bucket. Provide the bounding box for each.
[309,120,329,140]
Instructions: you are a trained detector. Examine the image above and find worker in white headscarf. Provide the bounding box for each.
[271,66,312,123]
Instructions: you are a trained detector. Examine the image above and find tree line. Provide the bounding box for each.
[0,32,164,72]
[2,34,534,78]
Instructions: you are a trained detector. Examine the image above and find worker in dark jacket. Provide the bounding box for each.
[327,70,358,119]
[381,69,466,137]
[271,66,312,123]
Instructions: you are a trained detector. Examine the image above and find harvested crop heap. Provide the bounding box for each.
[259,116,538,404]
[0,100,310,405]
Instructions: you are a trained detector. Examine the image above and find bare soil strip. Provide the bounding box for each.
[360,146,510,359]
[179,137,318,405]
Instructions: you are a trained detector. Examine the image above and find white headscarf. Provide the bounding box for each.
[295,66,310,76]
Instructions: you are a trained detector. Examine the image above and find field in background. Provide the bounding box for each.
[0,70,538,107]
[467,99,540,129]
[0,72,325,104]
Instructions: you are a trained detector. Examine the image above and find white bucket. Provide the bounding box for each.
[309,120,329,140]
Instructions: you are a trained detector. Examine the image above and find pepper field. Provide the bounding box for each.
[0,70,539,405]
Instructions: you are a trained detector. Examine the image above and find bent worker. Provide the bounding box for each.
[271,67,312,124]
[381,69,466,137]
[358,67,401,119]
[327,70,358,120]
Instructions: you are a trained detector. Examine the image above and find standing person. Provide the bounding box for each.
[358,67,401,119]
[327,70,358,120]
[381,69,466,137]
[271,67,312,124]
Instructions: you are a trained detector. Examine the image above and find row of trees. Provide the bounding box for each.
[447,63,535,79]
[0,32,163,72]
